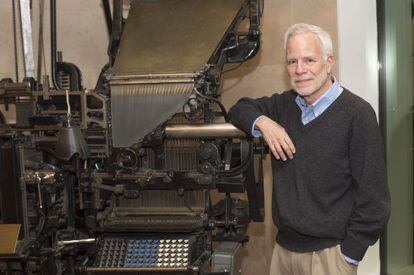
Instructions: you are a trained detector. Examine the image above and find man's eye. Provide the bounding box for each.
[287,60,297,65]
[305,58,316,65]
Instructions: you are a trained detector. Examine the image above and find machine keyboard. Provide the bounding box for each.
[93,237,192,269]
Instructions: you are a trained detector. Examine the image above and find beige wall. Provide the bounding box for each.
[0,0,108,88]
[0,1,338,274]
[221,1,338,273]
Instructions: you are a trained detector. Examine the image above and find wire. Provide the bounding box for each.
[194,89,229,122]
[216,142,253,177]
[222,62,244,74]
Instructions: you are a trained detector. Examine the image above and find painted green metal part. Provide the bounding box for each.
[383,0,414,274]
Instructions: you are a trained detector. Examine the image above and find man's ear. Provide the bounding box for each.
[326,55,334,74]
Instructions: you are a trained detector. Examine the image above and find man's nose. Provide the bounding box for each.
[295,60,306,74]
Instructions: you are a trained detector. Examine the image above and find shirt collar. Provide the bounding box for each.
[295,76,342,116]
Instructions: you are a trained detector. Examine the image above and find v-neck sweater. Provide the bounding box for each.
[228,89,390,261]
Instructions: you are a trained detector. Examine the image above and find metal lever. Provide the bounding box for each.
[57,238,96,249]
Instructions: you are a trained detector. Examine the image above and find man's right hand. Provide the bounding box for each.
[255,116,296,161]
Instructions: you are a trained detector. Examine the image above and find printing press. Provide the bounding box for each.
[0,0,265,274]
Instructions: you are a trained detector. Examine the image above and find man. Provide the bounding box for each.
[228,23,390,275]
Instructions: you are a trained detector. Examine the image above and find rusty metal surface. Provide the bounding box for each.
[113,0,244,75]
[0,224,20,254]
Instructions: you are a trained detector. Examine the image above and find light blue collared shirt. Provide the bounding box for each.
[294,76,343,125]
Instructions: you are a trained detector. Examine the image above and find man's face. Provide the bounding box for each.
[286,33,333,105]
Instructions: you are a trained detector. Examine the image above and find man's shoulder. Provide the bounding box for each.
[251,89,296,104]
[340,88,377,118]
[280,89,297,97]
[341,88,374,109]
[274,89,297,103]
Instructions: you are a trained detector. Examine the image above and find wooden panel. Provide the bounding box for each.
[0,224,20,254]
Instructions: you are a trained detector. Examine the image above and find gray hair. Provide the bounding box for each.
[284,23,333,60]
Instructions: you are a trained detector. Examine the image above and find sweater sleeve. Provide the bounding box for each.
[228,93,280,137]
[341,105,390,261]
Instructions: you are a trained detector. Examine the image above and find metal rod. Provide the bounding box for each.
[165,123,245,139]
[109,78,194,86]
[108,73,196,86]
[16,142,29,238]
[76,158,84,210]
[108,0,123,65]
[109,73,196,79]
[36,182,43,209]
[19,0,35,78]
[50,0,60,90]
[12,0,19,82]
[36,0,45,85]
[102,0,112,36]
[57,238,96,248]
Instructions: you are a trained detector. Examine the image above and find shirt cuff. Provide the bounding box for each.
[251,115,265,137]
[342,253,360,265]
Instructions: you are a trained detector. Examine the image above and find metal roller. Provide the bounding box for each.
[165,123,246,139]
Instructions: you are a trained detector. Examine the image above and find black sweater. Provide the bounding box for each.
[228,89,390,261]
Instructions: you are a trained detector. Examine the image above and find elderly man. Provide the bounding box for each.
[228,23,390,275]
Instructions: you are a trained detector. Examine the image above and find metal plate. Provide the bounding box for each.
[113,0,245,75]
[111,81,194,147]
[0,224,20,254]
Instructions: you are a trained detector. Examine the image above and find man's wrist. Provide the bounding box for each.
[342,253,359,265]
[251,115,265,137]
[255,115,268,129]
[341,235,367,262]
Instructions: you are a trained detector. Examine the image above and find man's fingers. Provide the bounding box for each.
[261,123,295,161]
[271,146,281,160]
[280,141,293,159]
[265,137,281,160]
[274,142,287,161]
[281,138,296,159]
[273,150,281,160]
[285,136,296,154]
